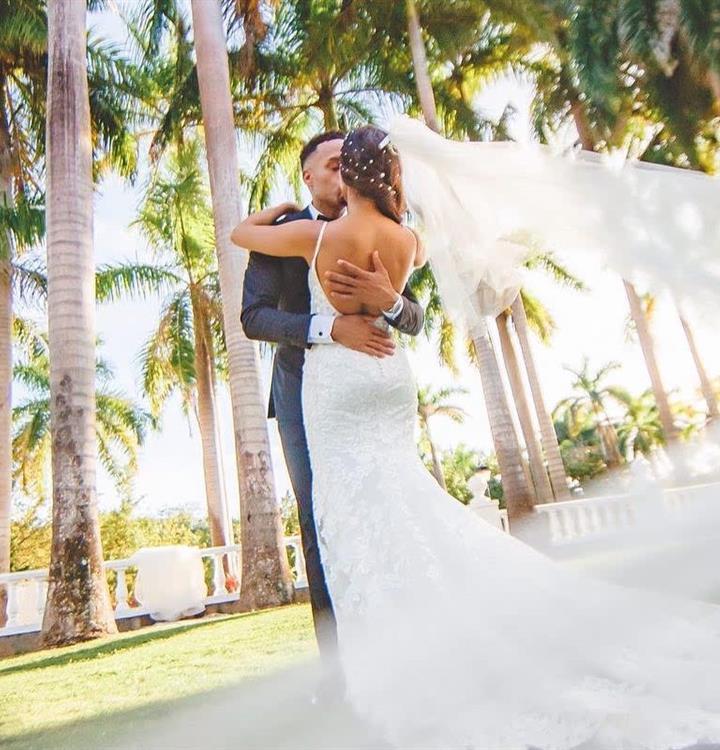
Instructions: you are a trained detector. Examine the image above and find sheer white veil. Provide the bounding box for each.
[387,115,720,332]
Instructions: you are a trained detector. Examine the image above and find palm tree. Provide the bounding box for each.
[400,0,535,521]
[12,322,152,502]
[571,0,720,164]
[97,139,232,553]
[416,385,467,489]
[0,117,11,622]
[233,0,396,209]
[496,309,554,503]
[405,0,441,132]
[481,7,681,452]
[41,0,116,646]
[0,0,46,625]
[190,0,293,608]
[614,388,665,461]
[470,328,536,521]
[676,308,719,421]
[1,0,140,625]
[557,358,627,468]
[623,281,677,440]
[510,295,570,500]
[437,443,482,505]
[552,400,606,484]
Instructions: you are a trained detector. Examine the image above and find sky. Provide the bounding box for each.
[35,6,719,521]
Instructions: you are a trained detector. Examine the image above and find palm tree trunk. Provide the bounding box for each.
[41,0,116,646]
[405,0,441,133]
[190,0,293,609]
[570,99,595,151]
[0,96,13,626]
[423,418,447,490]
[597,409,623,467]
[471,326,535,524]
[318,90,339,131]
[496,312,553,503]
[192,301,229,552]
[404,0,532,521]
[510,296,570,500]
[496,312,552,501]
[623,280,677,440]
[677,309,719,420]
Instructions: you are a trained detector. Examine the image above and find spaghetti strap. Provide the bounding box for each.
[311,221,328,269]
[403,224,418,254]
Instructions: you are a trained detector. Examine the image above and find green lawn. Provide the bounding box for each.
[0,603,316,749]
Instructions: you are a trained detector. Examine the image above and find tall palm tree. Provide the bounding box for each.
[623,281,677,440]
[496,309,554,503]
[97,140,231,552]
[0,0,46,625]
[676,308,719,421]
[470,328,536,521]
[487,6,682,448]
[416,384,467,489]
[400,0,535,520]
[510,295,571,500]
[1,0,139,624]
[557,358,627,468]
[0,111,11,624]
[190,0,293,608]
[405,0,441,132]
[41,0,116,646]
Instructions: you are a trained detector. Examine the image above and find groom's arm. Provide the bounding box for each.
[389,280,424,337]
[241,251,312,349]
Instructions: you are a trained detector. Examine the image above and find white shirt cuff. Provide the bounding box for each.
[308,314,336,344]
[382,295,404,322]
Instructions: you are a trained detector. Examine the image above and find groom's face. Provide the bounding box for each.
[302,139,345,211]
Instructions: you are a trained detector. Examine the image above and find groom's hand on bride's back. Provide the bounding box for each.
[330,315,396,358]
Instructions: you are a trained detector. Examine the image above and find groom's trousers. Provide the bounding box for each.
[274,366,338,660]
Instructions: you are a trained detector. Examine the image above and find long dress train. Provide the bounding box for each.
[301,223,720,750]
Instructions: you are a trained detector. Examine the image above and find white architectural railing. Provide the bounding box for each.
[1,537,308,638]
[535,481,718,545]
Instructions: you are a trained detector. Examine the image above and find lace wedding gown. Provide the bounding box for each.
[301,223,720,750]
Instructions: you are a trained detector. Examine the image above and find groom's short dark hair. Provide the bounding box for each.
[300,131,345,167]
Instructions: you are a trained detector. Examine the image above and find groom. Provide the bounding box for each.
[241,131,424,659]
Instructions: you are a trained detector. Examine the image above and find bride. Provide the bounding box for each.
[231,122,720,750]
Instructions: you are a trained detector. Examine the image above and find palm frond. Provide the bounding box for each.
[95,261,182,303]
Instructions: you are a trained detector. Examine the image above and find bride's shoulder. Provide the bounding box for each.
[395,224,426,268]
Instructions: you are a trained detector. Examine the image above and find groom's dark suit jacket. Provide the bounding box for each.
[240,205,425,420]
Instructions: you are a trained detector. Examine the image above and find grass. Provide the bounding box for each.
[0,603,316,749]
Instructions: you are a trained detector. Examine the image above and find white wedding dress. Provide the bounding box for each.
[301,222,720,750]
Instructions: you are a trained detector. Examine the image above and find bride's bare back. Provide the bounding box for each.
[314,213,420,316]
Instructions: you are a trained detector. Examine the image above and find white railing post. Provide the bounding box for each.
[284,536,308,589]
[211,551,226,597]
[114,568,131,616]
[6,581,20,629]
[35,576,48,624]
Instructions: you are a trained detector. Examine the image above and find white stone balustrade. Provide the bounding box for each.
[535,481,717,545]
[1,537,309,638]
[284,535,309,588]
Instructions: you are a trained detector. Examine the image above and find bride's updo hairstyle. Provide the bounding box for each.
[340,126,406,224]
